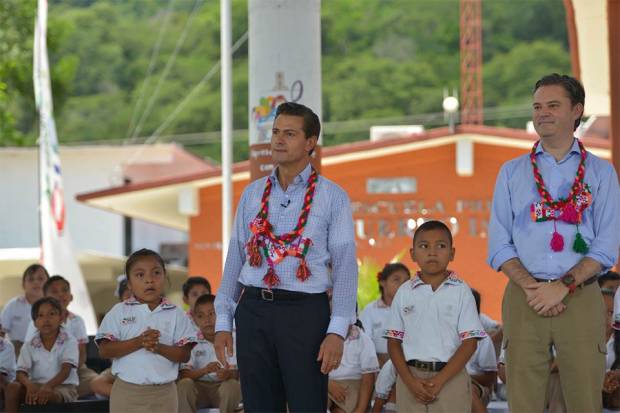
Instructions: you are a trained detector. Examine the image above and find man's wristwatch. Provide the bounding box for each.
[560,273,577,294]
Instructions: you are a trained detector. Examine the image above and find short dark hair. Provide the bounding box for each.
[275,102,321,155]
[194,294,216,309]
[125,248,166,277]
[31,296,63,321]
[377,262,410,300]
[22,264,49,285]
[43,275,70,295]
[182,276,212,297]
[471,288,481,314]
[534,73,585,131]
[598,271,620,287]
[412,220,453,246]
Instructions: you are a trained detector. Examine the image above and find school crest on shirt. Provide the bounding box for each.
[402,305,414,315]
[121,316,136,325]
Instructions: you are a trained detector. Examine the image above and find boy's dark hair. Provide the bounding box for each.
[471,288,481,314]
[598,271,620,287]
[412,220,453,246]
[377,263,410,300]
[125,248,166,277]
[534,73,585,131]
[43,275,70,295]
[182,276,212,297]
[22,264,49,285]
[194,294,216,309]
[31,297,63,321]
[274,102,321,155]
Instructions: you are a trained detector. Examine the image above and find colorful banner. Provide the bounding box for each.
[34,0,97,334]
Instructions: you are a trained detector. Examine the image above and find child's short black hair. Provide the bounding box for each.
[194,294,216,309]
[182,276,212,297]
[471,288,481,314]
[22,264,50,284]
[43,275,70,295]
[412,220,453,246]
[598,271,620,287]
[125,248,166,277]
[31,297,63,321]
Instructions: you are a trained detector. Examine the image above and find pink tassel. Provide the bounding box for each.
[263,268,280,288]
[559,203,579,224]
[550,231,564,252]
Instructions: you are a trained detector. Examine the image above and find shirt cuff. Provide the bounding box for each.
[326,316,350,339]
[383,329,404,340]
[489,247,518,271]
[215,314,233,333]
[459,330,487,340]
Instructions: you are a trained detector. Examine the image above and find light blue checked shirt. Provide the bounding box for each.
[488,139,620,279]
[215,163,358,338]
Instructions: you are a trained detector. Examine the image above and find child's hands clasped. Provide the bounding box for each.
[421,376,445,400]
[202,361,221,375]
[141,328,161,352]
[407,377,436,404]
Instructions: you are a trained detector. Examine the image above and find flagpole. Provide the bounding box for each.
[221,0,233,270]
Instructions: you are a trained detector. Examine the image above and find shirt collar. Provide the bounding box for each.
[535,138,580,160]
[270,163,312,187]
[411,271,462,289]
[123,296,176,311]
[31,326,68,349]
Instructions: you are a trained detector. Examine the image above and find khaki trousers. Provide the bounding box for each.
[395,367,470,413]
[328,379,361,413]
[110,378,178,413]
[503,280,606,413]
[177,377,241,413]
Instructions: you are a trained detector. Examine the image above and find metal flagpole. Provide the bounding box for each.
[221,0,233,269]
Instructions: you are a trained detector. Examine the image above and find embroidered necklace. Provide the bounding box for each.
[529,139,591,253]
[246,168,318,288]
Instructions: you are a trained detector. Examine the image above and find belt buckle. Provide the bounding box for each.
[418,361,430,371]
[261,289,274,302]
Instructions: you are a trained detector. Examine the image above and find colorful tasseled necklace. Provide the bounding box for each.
[529,139,591,253]
[246,168,318,288]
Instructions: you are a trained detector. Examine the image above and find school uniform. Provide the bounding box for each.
[384,273,486,413]
[177,333,241,413]
[0,337,16,382]
[0,295,32,355]
[328,325,380,413]
[96,297,197,413]
[375,360,396,401]
[360,298,391,358]
[16,327,79,402]
[465,335,497,406]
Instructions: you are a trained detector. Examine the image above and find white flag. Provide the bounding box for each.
[34,0,97,334]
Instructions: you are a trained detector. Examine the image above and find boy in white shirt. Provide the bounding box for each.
[177,294,241,413]
[385,220,486,412]
[4,297,80,412]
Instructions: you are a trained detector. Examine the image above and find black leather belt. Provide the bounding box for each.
[407,359,446,372]
[242,286,326,302]
[533,275,597,288]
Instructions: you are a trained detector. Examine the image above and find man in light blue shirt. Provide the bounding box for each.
[214,102,358,412]
[488,73,620,412]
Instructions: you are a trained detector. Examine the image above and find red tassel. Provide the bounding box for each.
[247,237,262,267]
[559,203,579,224]
[550,231,564,252]
[296,259,311,282]
[263,267,280,288]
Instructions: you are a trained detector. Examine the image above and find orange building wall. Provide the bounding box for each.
[188,141,530,321]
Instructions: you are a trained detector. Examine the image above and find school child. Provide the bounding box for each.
[360,263,410,366]
[4,297,79,412]
[468,290,498,413]
[372,360,397,413]
[0,335,16,410]
[24,275,98,397]
[89,275,131,398]
[385,220,486,413]
[181,277,212,317]
[96,248,197,413]
[177,294,241,413]
[0,264,49,356]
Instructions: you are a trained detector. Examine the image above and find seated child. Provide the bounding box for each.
[4,297,79,412]
[96,249,197,413]
[372,360,396,413]
[385,220,486,413]
[24,275,98,397]
[0,264,49,357]
[0,335,16,410]
[177,294,241,413]
[182,277,212,318]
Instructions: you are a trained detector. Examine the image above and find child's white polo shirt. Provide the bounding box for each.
[384,273,486,362]
[0,337,16,382]
[375,360,396,400]
[329,325,380,381]
[360,298,391,354]
[465,334,497,376]
[0,295,32,342]
[180,332,236,382]
[16,327,79,385]
[96,297,197,385]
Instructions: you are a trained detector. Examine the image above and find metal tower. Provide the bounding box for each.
[460,0,483,125]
